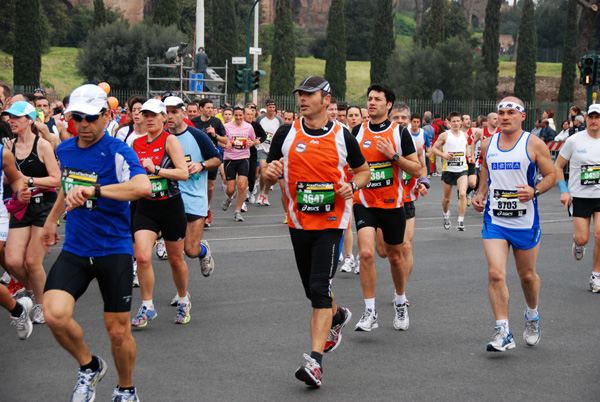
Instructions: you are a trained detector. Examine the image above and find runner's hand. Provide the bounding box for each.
[336,181,353,200]
[265,158,283,181]
[65,185,94,211]
[16,186,31,203]
[472,194,484,212]
[560,192,571,210]
[41,223,60,254]
[515,184,534,202]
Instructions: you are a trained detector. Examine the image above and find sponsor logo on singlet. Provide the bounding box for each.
[296,142,306,153]
[491,162,521,170]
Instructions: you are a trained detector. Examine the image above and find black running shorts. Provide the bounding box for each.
[572,197,600,218]
[133,196,187,242]
[224,159,250,180]
[441,170,468,186]
[353,204,406,245]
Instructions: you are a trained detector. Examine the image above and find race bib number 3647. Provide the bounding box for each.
[296,181,335,213]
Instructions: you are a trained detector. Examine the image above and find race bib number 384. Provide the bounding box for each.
[367,161,393,188]
[61,167,98,210]
[296,181,335,213]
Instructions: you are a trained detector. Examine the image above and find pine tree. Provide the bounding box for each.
[370,0,395,84]
[270,0,295,96]
[93,0,107,29]
[207,0,239,94]
[481,0,502,100]
[514,0,537,102]
[428,0,445,48]
[14,0,42,87]
[325,0,346,99]
[153,0,180,28]
[558,0,578,103]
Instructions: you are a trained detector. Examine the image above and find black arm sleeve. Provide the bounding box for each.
[266,125,291,163]
[214,119,226,137]
[399,126,416,157]
[343,128,366,168]
[252,122,267,143]
[351,124,361,137]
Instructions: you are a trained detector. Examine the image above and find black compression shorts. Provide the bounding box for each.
[224,159,249,180]
[133,196,187,242]
[353,204,406,245]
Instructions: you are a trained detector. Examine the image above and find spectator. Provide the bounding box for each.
[531,119,543,138]
[540,119,557,143]
[194,47,209,76]
[542,109,556,131]
[554,120,570,142]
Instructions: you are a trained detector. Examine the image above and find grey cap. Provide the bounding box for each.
[292,76,331,94]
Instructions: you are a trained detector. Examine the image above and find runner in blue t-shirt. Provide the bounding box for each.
[41,84,151,402]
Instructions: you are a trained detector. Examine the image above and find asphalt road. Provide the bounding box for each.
[2,178,599,401]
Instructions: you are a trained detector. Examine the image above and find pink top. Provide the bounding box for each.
[223,121,256,160]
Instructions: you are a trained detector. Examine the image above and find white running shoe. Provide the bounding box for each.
[71,356,107,402]
[393,302,409,330]
[0,271,10,284]
[263,195,270,206]
[589,274,600,293]
[155,238,168,260]
[256,194,264,206]
[354,308,378,331]
[486,326,515,352]
[443,216,450,230]
[354,255,360,274]
[199,240,215,277]
[457,221,465,231]
[340,255,354,273]
[221,198,232,211]
[248,193,256,204]
[11,297,33,340]
[32,304,45,324]
[241,202,248,212]
[234,211,244,222]
[573,242,585,260]
[523,312,541,346]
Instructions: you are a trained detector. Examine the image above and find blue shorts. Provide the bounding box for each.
[482,222,541,250]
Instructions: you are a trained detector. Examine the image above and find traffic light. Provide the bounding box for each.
[580,55,596,86]
[249,70,266,90]
[235,69,245,91]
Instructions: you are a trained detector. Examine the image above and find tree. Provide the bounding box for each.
[93,0,107,29]
[270,0,295,96]
[415,2,473,48]
[345,0,376,61]
[558,0,578,103]
[325,0,347,99]
[481,0,502,100]
[514,0,537,102]
[427,0,445,48]
[206,0,239,94]
[14,0,43,87]
[153,0,181,28]
[370,0,395,84]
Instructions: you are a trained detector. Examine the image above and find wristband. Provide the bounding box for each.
[94,184,101,198]
[558,180,569,194]
[417,177,431,189]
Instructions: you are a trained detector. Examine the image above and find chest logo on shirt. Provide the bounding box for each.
[491,162,520,170]
[576,149,588,154]
[296,142,306,153]
[310,139,319,144]
[153,148,162,153]
[363,140,371,148]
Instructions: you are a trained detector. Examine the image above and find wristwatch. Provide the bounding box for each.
[391,153,400,162]
[349,181,358,193]
[533,187,540,198]
[200,161,207,170]
[94,184,101,198]
[154,166,161,175]
[28,177,34,187]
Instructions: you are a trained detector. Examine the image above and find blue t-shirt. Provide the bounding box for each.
[57,134,146,257]
[170,125,222,216]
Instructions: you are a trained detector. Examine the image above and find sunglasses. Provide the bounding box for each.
[72,113,102,123]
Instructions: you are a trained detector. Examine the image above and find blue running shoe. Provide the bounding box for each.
[486,325,515,352]
[111,386,139,402]
[174,300,191,324]
[71,356,107,402]
[131,304,157,328]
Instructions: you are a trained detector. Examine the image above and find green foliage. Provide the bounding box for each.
[77,23,187,91]
[500,2,521,37]
[206,0,239,94]
[261,23,313,58]
[325,0,347,99]
[427,0,445,48]
[558,0,578,103]
[41,0,70,48]
[514,0,537,102]
[94,0,107,29]
[481,0,502,99]
[14,0,43,87]
[388,37,493,100]
[270,0,295,96]
[345,0,376,61]
[370,0,395,83]
[395,13,416,36]
[153,0,181,28]
[415,2,472,48]
[535,0,568,49]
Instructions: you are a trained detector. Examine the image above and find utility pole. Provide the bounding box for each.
[252,2,259,103]
[195,0,205,50]
[245,0,261,104]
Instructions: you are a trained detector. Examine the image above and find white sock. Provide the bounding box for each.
[458,216,464,223]
[525,306,538,319]
[495,319,509,333]
[592,272,600,277]
[395,293,407,306]
[443,211,450,218]
[142,300,153,308]
[364,298,375,311]
[178,295,189,305]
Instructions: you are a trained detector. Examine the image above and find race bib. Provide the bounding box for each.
[148,175,168,199]
[447,152,466,167]
[402,170,412,186]
[232,136,247,149]
[366,161,393,188]
[581,165,600,185]
[296,181,335,213]
[265,132,273,145]
[491,189,526,218]
[61,167,98,210]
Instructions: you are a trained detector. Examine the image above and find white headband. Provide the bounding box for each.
[498,102,525,113]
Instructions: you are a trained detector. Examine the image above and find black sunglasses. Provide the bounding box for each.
[72,113,102,123]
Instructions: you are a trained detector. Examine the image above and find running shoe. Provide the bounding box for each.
[283,213,288,224]
[234,211,244,222]
[221,198,232,211]
[170,291,191,307]
[262,195,270,206]
[71,356,107,402]
[354,255,360,274]
[294,353,322,388]
[131,304,157,328]
[205,209,212,227]
[572,242,585,261]
[155,238,167,260]
[111,386,139,402]
[340,255,354,273]
[589,274,600,293]
[486,326,515,352]
[393,302,409,330]
[248,192,256,204]
[523,312,541,346]
[0,271,10,284]
[256,194,264,206]
[354,308,378,331]
[199,240,214,277]
[443,216,450,230]
[32,304,45,324]
[132,260,139,288]
[241,202,248,212]
[174,300,191,324]
[324,307,352,353]
[466,192,473,206]
[8,277,24,297]
[457,221,465,231]
[10,297,32,340]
